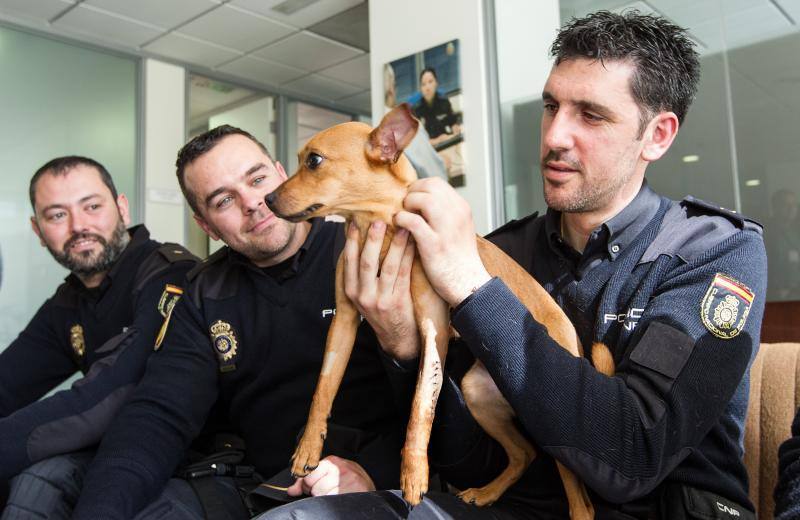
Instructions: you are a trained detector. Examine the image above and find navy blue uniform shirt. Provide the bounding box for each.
[0,225,197,478]
[413,182,766,518]
[73,219,405,519]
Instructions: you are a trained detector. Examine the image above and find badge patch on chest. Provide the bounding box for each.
[210,320,238,368]
[70,324,85,357]
[700,273,754,339]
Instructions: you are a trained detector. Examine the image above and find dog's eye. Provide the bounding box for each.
[305,153,324,170]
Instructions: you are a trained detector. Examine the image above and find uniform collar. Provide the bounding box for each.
[545,180,661,261]
[65,224,150,293]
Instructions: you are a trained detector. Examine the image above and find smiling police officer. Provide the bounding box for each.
[71,127,406,519]
[261,10,767,520]
[0,156,196,519]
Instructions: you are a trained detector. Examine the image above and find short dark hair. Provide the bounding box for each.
[419,67,437,83]
[176,125,272,214]
[30,156,118,211]
[551,10,700,131]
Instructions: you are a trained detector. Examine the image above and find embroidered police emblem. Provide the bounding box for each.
[210,320,238,362]
[700,273,754,339]
[70,324,85,357]
[155,285,183,351]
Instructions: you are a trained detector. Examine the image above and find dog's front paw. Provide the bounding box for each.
[290,427,326,477]
[400,449,429,506]
[457,486,501,507]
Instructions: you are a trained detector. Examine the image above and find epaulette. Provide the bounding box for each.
[157,243,197,263]
[484,211,539,239]
[187,247,229,282]
[683,196,763,234]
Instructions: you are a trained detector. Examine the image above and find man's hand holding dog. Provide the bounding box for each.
[395,178,491,307]
[343,221,420,361]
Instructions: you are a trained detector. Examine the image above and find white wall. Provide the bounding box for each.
[142,59,186,245]
[368,0,495,233]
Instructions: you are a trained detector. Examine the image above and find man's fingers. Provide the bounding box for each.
[342,222,361,301]
[286,478,305,497]
[394,239,415,293]
[377,229,409,294]
[395,211,437,253]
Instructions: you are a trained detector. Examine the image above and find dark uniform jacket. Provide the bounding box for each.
[425,183,766,519]
[73,219,405,519]
[0,225,197,478]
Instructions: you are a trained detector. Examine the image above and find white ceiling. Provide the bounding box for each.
[0,0,371,113]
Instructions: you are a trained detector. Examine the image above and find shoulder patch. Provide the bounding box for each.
[158,243,197,264]
[700,273,755,339]
[683,196,762,233]
[485,211,539,240]
[154,285,182,351]
[210,320,238,372]
[187,247,229,282]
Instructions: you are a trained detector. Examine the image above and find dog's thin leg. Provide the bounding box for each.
[458,361,537,506]
[556,462,595,520]
[291,258,360,477]
[401,263,450,506]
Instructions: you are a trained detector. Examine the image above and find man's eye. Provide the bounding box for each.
[48,212,66,221]
[216,196,233,209]
[253,176,265,186]
[544,103,558,114]
[583,112,602,122]
[305,153,324,170]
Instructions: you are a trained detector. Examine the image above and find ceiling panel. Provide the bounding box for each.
[179,4,294,52]
[283,73,361,99]
[144,32,240,68]
[318,53,369,87]
[307,1,368,51]
[0,0,73,22]
[254,31,361,72]
[54,4,164,47]
[217,55,307,86]
[231,0,363,29]
[83,0,220,30]
[337,89,370,113]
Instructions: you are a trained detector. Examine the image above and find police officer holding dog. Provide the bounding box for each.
[0,156,197,519]
[71,127,407,519]
[261,10,766,520]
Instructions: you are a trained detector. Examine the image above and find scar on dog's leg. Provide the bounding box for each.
[292,260,360,478]
[401,268,450,506]
[458,361,536,506]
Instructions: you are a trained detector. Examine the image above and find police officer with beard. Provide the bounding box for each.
[0,156,196,519]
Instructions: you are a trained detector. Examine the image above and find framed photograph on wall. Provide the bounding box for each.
[383,40,465,187]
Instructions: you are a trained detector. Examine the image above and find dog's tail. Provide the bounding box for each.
[591,342,615,376]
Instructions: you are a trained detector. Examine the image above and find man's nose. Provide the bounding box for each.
[543,111,575,151]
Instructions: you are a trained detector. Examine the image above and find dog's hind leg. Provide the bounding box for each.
[291,257,361,478]
[458,361,536,506]
[400,262,450,506]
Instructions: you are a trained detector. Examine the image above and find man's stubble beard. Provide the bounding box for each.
[48,217,130,277]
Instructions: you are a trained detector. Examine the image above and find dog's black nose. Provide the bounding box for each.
[265,192,276,207]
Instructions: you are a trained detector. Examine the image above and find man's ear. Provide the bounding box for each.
[193,213,220,241]
[116,193,131,227]
[30,217,46,246]
[641,112,679,162]
[366,103,420,164]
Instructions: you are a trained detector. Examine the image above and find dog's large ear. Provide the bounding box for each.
[366,103,419,164]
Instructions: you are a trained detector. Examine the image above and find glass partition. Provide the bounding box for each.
[0,25,138,350]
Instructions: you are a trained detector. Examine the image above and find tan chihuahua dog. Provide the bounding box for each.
[265,105,613,519]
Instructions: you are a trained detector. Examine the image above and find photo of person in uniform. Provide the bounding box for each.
[386,40,466,187]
